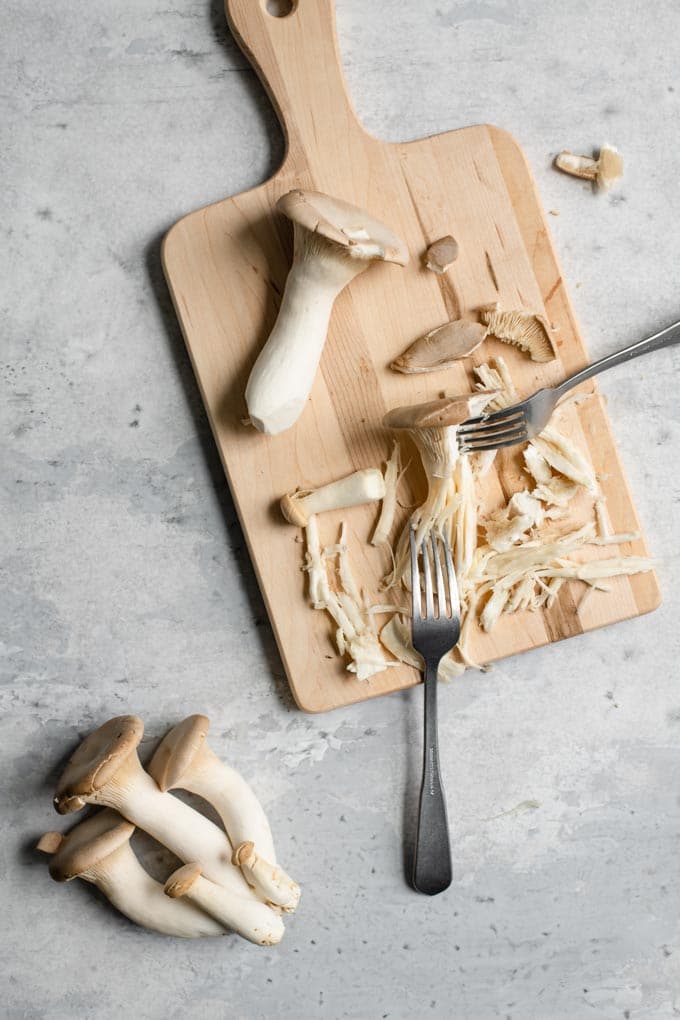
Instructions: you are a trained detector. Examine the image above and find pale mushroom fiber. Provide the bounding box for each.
[303,517,396,681]
[245,189,408,435]
[45,714,299,945]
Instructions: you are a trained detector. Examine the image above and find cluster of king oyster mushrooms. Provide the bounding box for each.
[38,714,300,944]
[244,188,652,682]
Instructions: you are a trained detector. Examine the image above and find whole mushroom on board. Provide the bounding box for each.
[37,809,225,938]
[245,189,408,435]
[148,714,300,912]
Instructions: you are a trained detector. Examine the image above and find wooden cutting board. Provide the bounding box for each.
[162,0,660,712]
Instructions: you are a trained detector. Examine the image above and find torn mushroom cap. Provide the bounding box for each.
[424,235,459,274]
[54,715,144,814]
[554,145,623,190]
[383,391,500,431]
[277,190,409,266]
[38,809,135,882]
[480,304,557,363]
[280,468,385,527]
[391,319,488,374]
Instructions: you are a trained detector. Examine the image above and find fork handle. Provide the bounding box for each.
[555,318,680,397]
[412,658,452,896]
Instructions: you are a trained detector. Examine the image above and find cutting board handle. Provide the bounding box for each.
[225,0,365,165]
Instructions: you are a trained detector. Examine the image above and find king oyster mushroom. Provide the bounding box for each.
[148,714,299,912]
[37,809,225,938]
[554,144,623,191]
[245,189,408,435]
[53,715,257,900]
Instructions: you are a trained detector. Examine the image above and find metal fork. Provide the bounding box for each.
[457,317,680,453]
[409,526,461,896]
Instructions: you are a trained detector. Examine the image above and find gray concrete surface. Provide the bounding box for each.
[3,1,680,1017]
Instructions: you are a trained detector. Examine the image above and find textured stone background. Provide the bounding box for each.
[3,1,680,1017]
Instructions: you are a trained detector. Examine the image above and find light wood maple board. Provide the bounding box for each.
[162,0,660,712]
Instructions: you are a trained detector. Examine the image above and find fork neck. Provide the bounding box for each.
[554,319,680,396]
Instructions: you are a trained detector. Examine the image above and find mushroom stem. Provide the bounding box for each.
[280,468,385,527]
[165,863,285,947]
[37,810,225,938]
[53,716,253,900]
[148,715,300,913]
[246,246,359,435]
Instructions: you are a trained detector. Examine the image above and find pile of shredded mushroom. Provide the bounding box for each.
[287,356,653,682]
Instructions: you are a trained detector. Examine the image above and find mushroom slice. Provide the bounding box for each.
[480,304,557,363]
[37,809,225,938]
[148,714,300,913]
[281,468,385,527]
[424,235,459,273]
[245,189,408,435]
[391,320,488,374]
[554,145,623,191]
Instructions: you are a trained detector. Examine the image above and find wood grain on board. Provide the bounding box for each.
[161,0,660,712]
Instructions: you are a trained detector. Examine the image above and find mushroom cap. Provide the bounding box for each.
[54,715,144,815]
[164,862,202,899]
[391,319,488,374]
[276,190,409,266]
[148,714,209,793]
[279,491,310,528]
[43,809,134,882]
[383,391,500,430]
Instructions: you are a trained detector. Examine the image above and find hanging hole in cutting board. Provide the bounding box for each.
[265,0,296,17]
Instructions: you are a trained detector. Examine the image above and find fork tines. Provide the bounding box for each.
[456,407,528,453]
[409,526,460,622]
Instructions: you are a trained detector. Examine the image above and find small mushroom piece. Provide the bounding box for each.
[554,145,623,191]
[280,468,385,527]
[53,715,253,900]
[232,841,299,913]
[390,319,488,374]
[148,714,300,913]
[480,304,557,363]
[37,809,225,938]
[245,189,408,435]
[424,235,459,273]
[165,863,285,947]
